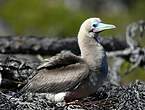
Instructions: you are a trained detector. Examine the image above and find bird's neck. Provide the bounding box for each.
[78,32,105,70]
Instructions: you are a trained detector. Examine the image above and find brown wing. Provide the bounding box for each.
[21,51,89,93]
[37,51,82,70]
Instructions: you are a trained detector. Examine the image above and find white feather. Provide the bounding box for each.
[54,92,66,102]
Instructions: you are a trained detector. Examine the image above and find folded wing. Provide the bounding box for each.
[21,51,89,93]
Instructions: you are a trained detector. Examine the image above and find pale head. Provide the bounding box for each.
[78,18,116,62]
[78,18,116,39]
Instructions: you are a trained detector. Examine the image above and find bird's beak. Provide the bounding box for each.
[93,23,116,33]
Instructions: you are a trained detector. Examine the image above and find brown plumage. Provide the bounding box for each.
[21,18,116,102]
[21,51,89,93]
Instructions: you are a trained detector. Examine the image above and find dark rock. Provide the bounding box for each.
[0,54,40,90]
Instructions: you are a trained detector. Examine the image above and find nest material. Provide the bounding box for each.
[0,81,145,110]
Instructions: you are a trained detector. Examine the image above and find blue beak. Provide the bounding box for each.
[93,23,116,32]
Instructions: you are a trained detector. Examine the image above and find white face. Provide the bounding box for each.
[90,18,102,33]
[85,18,116,37]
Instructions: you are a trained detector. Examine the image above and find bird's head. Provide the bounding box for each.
[78,18,116,42]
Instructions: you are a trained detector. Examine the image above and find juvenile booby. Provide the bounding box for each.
[20,18,116,102]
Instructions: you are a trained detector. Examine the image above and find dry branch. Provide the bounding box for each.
[0,36,128,55]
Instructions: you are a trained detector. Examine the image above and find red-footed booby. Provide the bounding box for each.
[20,18,116,102]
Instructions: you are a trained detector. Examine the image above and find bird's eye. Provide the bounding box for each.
[92,24,98,27]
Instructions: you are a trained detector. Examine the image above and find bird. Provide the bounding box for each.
[20,18,116,102]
